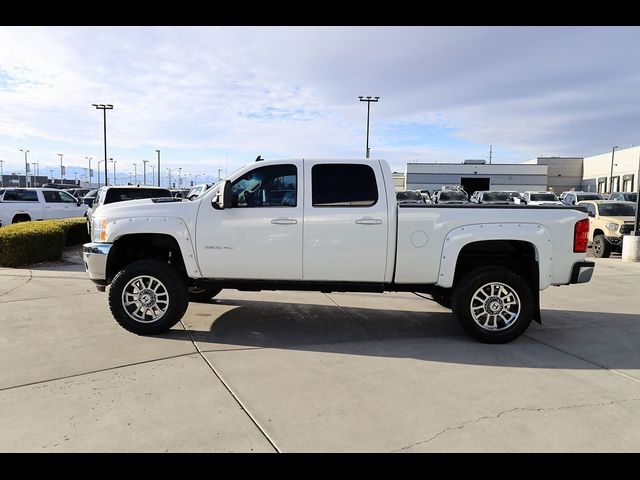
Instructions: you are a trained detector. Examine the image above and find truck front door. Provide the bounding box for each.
[303,161,388,282]
[195,162,303,280]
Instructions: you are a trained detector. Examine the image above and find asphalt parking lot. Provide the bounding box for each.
[1,248,640,452]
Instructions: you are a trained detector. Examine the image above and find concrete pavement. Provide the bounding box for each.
[1,252,640,451]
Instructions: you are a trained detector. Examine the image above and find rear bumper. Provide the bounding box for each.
[82,242,112,285]
[569,261,595,284]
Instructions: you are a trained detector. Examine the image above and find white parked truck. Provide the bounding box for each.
[0,188,88,227]
[83,159,594,343]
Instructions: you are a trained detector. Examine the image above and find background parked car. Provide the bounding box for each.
[522,191,562,206]
[396,190,427,205]
[562,191,603,205]
[578,200,637,258]
[469,191,514,205]
[0,188,88,227]
[186,183,212,200]
[432,189,469,204]
[609,192,638,202]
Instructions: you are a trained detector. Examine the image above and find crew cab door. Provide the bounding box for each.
[195,161,303,280]
[302,161,388,282]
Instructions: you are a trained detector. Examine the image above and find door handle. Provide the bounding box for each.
[355,217,383,225]
[271,218,297,225]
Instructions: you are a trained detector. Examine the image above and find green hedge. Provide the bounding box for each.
[0,217,89,267]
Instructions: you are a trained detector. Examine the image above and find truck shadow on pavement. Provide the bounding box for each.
[164,298,640,370]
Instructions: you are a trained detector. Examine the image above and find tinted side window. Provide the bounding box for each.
[231,164,297,207]
[59,191,77,203]
[312,164,378,207]
[587,204,596,217]
[3,190,38,201]
[43,191,61,202]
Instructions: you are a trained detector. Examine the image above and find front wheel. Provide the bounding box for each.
[592,235,611,258]
[108,259,189,335]
[451,267,534,343]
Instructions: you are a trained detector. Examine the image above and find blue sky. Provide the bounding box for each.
[1,26,640,187]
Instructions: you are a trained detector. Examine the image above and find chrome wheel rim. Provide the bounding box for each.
[122,275,169,323]
[593,238,602,255]
[470,282,520,331]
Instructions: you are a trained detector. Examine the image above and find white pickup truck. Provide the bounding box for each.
[83,159,594,343]
[0,188,88,227]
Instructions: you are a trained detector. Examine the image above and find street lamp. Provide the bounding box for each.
[20,149,29,187]
[57,153,64,184]
[97,160,107,188]
[133,162,137,185]
[155,149,161,187]
[31,163,37,186]
[49,169,54,182]
[93,104,114,191]
[151,165,155,186]
[0,160,4,187]
[142,160,150,186]
[609,146,620,193]
[358,96,380,158]
[85,157,92,187]
[109,158,117,185]
[167,167,180,188]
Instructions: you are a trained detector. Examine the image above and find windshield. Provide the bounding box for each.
[483,192,511,201]
[531,193,558,201]
[576,194,602,201]
[397,191,423,201]
[105,188,172,203]
[598,203,636,216]
[621,193,638,202]
[439,192,467,201]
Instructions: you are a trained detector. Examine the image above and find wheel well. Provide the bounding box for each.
[452,240,539,316]
[593,229,604,238]
[12,214,31,223]
[106,234,187,283]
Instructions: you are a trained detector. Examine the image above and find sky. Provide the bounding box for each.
[1,26,640,187]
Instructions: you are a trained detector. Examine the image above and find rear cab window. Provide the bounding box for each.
[311,164,378,207]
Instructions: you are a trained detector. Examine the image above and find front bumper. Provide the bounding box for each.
[569,261,595,284]
[82,242,112,285]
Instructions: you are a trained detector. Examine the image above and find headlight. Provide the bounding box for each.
[93,217,109,242]
[605,223,619,232]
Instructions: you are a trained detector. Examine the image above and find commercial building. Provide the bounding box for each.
[0,175,79,188]
[582,146,640,194]
[405,161,548,196]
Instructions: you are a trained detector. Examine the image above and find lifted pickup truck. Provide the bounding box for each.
[83,159,594,343]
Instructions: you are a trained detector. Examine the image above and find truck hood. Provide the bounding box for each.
[599,215,635,224]
[528,201,562,206]
[96,197,199,219]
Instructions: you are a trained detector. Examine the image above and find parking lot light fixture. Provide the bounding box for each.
[610,146,620,193]
[358,96,380,159]
[93,104,114,190]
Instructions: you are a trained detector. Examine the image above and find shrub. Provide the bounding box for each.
[0,221,66,267]
[57,217,90,246]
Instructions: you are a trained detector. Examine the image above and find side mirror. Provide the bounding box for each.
[212,180,232,210]
[77,198,82,206]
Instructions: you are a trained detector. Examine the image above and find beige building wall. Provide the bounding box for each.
[582,146,640,194]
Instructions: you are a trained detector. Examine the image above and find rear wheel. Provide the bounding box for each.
[592,235,611,258]
[451,267,534,343]
[12,214,30,224]
[188,287,222,303]
[109,259,189,335]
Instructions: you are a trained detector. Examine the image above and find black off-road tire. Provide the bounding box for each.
[451,266,534,344]
[108,259,189,335]
[188,287,222,303]
[592,235,611,258]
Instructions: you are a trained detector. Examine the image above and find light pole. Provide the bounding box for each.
[0,160,4,187]
[97,159,105,186]
[142,160,150,185]
[178,167,182,188]
[151,165,155,186]
[167,167,180,188]
[133,163,137,185]
[57,153,64,184]
[609,146,620,193]
[217,168,222,182]
[128,172,133,184]
[31,163,37,186]
[358,96,379,158]
[85,157,92,187]
[93,104,113,191]
[155,149,161,187]
[49,169,54,182]
[20,149,29,187]
[110,158,117,185]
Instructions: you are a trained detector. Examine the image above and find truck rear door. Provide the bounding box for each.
[302,160,388,282]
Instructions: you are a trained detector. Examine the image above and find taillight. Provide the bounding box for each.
[574,218,589,252]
